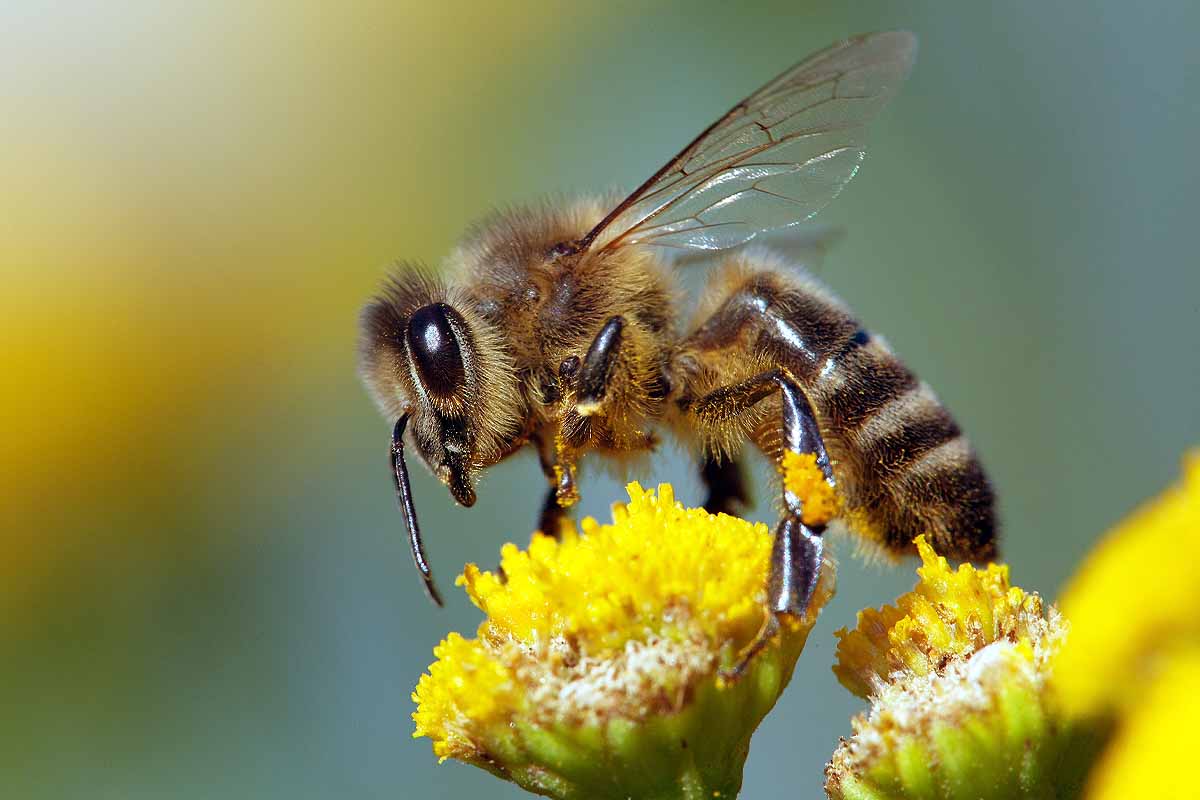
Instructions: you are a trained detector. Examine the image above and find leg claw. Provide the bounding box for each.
[718,613,781,686]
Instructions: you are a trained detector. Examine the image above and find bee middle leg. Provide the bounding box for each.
[700,454,750,516]
[689,369,834,678]
[537,484,568,538]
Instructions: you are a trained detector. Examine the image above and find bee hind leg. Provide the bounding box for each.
[689,369,833,680]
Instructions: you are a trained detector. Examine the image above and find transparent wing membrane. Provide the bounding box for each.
[581,31,917,256]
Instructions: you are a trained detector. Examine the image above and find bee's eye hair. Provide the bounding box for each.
[406,303,467,398]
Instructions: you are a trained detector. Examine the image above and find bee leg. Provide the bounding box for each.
[537,485,568,538]
[690,369,834,496]
[691,369,833,679]
[700,454,750,516]
[576,315,626,415]
[765,371,832,620]
[532,431,573,538]
[721,514,829,682]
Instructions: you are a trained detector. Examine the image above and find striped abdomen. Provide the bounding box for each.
[687,259,997,561]
[815,331,996,561]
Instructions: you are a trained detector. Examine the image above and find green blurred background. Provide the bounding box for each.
[3,2,1197,797]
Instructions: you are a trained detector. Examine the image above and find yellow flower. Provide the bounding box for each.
[1053,452,1200,718]
[825,536,1086,800]
[1082,645,1200,800]
[826,451,1200,800]
[412,482,835,799]
[832,536,1056,699]
[1051,452,1200,799]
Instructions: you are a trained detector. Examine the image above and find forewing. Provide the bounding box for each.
[583,31,917,254]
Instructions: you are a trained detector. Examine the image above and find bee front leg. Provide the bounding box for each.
[689,369,834,679]
[532,431,574,538]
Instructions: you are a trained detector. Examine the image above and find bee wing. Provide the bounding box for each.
[578,31,916,255]
[672,222,846,270]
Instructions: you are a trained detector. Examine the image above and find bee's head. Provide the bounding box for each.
[396,301,478,505]
[359,271,523,509]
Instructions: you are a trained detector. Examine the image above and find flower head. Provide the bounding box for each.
[413,482,835,799]
[1053,452,1200,719]
[825,536,1087,800]
[825,451,1200,800]
[1050,451,1200,799]
[832,536,1058,700]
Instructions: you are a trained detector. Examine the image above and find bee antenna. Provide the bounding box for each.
[391,414,444,607]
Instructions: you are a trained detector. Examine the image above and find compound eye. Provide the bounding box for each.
[405,303,466,398]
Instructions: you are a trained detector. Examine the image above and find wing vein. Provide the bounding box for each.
[570,31,916,257]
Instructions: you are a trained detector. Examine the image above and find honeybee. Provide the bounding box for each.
[359,31,996,663]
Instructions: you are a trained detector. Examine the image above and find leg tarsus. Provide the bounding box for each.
[536,425,582,508]
[531,432,575,536]
[537,483,568,538]
[719,613,781,684]
[554,446,580,508]
[768,515,826,617]
[718,514,826,683]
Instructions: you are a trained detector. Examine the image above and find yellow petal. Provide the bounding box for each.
[1084,646,1200,800]
[1054,452,1200,718]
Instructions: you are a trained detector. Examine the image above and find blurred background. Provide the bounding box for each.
[3,1,1197,797]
